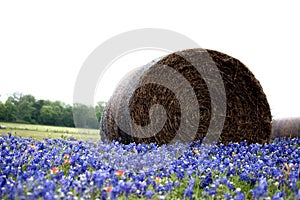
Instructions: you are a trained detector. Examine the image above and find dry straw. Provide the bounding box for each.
[271,117,300,139]
[100,48,272,145]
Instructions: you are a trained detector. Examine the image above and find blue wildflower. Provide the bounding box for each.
[234,192,245,200]
[272,190,285,200]
[251,177,268,199]
[145,190,154,199]
[201,171,212,187]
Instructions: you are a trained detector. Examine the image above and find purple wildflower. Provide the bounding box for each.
[251,177,268,199]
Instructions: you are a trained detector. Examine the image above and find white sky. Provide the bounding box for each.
[0,1,299,119]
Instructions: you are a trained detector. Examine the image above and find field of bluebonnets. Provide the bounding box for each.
[1,132,300,199]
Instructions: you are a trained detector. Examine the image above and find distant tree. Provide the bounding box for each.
[73,103,98,129]
[20,94,35,104]
[0,102,5,121]
[50,101,63,126]
[9,92,21,105]
[0,92,106,128]
[16,94,36,123]
[95,101,106,122]
[62,105,75,127]
[40,105,55,125]
[4,99,17,122]
[32,99,47,124]
[17,101,36,123]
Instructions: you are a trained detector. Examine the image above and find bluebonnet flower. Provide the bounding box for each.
[223,192,231,200]
[272,190,285,200]
[183,177,195,199]
[1,133,300,199]
[239,171,250,182]
[294,189,300,200]
[145,190,154,199]
[201,170,212,187]
[223,157,230,166]
[234,192,245,200]
[251,177,268,199]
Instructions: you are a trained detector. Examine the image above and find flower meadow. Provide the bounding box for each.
[0,133,300,200]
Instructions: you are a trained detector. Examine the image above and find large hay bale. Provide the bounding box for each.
[271,117,300,139]
[100,48,272,145]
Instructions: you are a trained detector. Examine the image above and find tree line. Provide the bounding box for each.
[0,93,106,129]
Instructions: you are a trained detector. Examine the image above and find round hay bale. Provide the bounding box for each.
[271,117,300,139]
[100,48,272,145]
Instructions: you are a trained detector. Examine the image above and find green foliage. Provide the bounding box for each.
[40,105,56,125]
[95,101,106,122]
[4,98,17,121]
[0,102,6,121]
[73,103,98,129]
[0,93,106,128]
[17,95,36,123]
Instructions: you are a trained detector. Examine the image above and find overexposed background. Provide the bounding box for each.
[0,1,299,119]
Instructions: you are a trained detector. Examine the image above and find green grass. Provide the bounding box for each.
[0,122,100,142]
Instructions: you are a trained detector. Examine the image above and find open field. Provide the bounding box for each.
[0,122,100,141]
